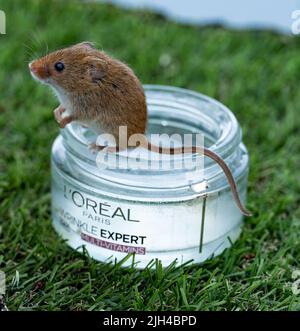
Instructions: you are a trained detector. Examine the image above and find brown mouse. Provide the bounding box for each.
[29,41,252,216]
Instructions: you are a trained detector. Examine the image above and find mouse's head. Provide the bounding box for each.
[29,41,108,93]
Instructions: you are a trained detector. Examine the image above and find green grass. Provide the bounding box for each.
[0,0,300,311]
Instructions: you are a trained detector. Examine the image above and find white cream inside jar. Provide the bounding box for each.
[51,85,249,268]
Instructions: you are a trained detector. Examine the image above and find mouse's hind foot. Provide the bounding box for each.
[88,143,107,154]
[89,143,119,154]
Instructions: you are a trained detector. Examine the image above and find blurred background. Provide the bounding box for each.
[0,0,300,311]
[103,0,299,33]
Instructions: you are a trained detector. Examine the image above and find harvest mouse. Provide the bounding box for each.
[29,41,252,216]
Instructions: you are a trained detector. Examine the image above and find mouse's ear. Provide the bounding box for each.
[85,56,108,82]
[73,41,96,50]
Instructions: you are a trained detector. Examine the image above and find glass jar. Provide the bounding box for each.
[51,85,249,268]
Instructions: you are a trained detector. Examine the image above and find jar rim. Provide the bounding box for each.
[144,85,241,156]
[59,85,246,191]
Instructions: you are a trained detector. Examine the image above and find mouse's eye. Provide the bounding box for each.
[54,62,65,72]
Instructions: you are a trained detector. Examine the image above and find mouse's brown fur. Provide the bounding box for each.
[29,42,147,140]
[30,42,251,217]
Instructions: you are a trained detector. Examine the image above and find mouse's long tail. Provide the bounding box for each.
[147,142,252,217]
[203,148,252,216]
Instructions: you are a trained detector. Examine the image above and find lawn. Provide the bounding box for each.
[0,0,300,311]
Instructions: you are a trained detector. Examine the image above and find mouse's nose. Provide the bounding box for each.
[29,61,38,74]
[29,61,50,80]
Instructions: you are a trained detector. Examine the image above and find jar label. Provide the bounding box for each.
[52,174,242,258]
[53,183,148,255]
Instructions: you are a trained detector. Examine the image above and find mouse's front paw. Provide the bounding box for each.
[54,106,66,123]
[59,115,74,129]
